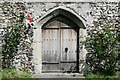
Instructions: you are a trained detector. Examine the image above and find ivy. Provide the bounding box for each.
[2,12,25,68]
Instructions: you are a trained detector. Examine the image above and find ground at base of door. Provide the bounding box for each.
[34,73,85,78]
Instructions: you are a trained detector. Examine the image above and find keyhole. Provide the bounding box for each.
[65,47,68,52]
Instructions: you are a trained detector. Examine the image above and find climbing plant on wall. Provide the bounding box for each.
[2,12,25,68]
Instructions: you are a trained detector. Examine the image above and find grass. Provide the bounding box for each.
[85,72,118,78]
[85,71,120,80]
[2,68,33,78]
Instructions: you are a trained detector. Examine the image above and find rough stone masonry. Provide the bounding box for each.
[0,0,119,75]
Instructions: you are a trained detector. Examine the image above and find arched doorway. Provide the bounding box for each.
[33,7,87,74]
[42,15,79,73]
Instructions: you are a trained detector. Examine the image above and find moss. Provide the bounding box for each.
[73,73,77,77]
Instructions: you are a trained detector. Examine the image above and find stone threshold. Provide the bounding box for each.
[34,73,85,78]
[1,0,119,2]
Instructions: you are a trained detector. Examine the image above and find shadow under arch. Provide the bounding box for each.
[42,14,80,32]
[37,6,86,29]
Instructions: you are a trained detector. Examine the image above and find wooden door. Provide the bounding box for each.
[42,20,77,73]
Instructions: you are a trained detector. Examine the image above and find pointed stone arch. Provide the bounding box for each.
[37,6,86,29]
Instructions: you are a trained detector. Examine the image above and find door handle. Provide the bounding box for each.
[65,47,68,52]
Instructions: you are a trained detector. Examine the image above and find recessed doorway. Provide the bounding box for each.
[42,15,79,73]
